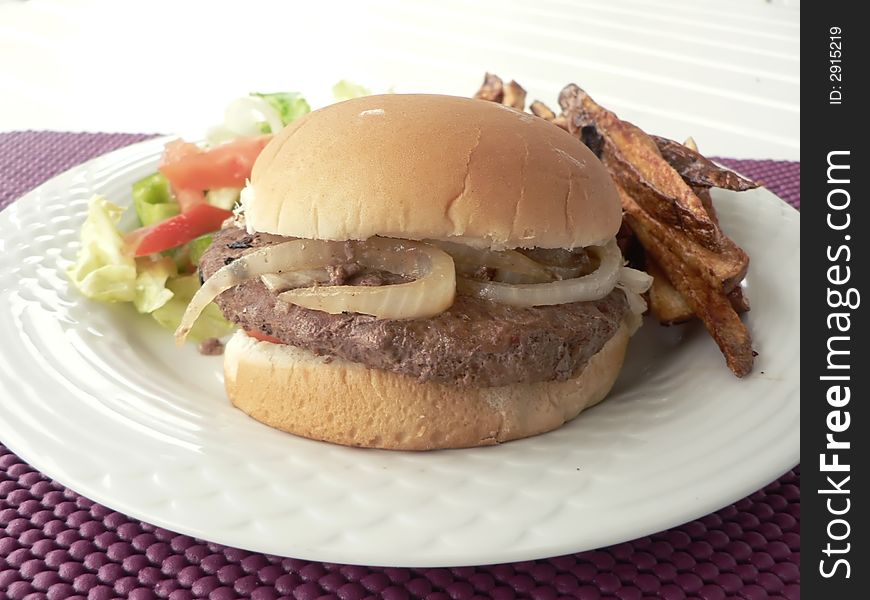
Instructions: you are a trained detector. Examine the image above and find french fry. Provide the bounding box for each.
[473,73,504,103]
[653,135,759,191]
[728,286,751,313]
[551,115,569,131]
[529,100,557,121]
[694,186,719,227]
[619,185,754,376]
[645,182,749,321]
[646,175,749,322]
[649,254,749,323]
[558,84,748,288]
[559,84,724,252]
[503,80,527,110]
[647,259,694,324]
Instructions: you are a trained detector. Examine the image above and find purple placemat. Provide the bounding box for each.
[0,132,800,600]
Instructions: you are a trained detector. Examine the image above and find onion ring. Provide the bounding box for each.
[279,239,455,320]
[456,239,623,307]
[261,269,331,292]
[430,240,552,284]
[175,239,349,344]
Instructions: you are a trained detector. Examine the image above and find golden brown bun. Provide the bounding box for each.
[223,323,631,450]
[247,94,621,250]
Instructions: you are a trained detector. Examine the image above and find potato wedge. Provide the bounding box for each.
[559,84,724,251]
[502,80,527,110]
[647,258,694,324]
[654,135,759,191]
[620,185,754,376]
[529,100,557,121]
[473,73,504,103]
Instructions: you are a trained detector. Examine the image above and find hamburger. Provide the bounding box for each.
[176,94,651,450]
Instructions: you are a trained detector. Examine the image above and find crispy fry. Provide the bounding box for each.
[529,100,557,121]
[648,254,749,324]
[694,186,719,226]
[578,124,604,158]
[648,204,747,289]
[683,136,698,152]
[559,84,724,252]
[653,135,758,191]
[559,84,748,287]
[728,286,751,313]
[647,258,694,324]
[473,73,504,103]
[646,180,748,322]
[503,80,527,110]
[620,185,754,376]
[551,115,569,131]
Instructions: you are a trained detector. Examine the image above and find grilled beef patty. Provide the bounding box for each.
[201,226,630,388]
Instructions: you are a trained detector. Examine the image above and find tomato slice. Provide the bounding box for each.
[127,204,233,257]
[246,330,284,344]
[159,135,272,191]
[160,139,201,165]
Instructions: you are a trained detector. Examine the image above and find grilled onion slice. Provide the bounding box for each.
[279,238,455,320]
[175,239,350,343]
[456,239,623,307]
[430,240,552,284]
[261,269,331,292]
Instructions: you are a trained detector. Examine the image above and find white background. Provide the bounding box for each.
[0,0,799,159]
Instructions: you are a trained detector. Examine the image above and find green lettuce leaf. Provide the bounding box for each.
[150,275,234,342]
[332,80,371,102]
[133,257,177,314]
[66,194,137,302]
[251,92,311,127]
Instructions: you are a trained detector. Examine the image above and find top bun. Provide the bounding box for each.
[247,94,621,250]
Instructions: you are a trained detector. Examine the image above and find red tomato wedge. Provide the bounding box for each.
[161,139,201,164]
[127,204,233,257]
[246,330,284,344]
[159,135,272,191]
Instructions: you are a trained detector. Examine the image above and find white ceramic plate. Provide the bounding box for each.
[0,137,799,567]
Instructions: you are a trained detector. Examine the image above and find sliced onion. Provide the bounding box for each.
[619,283,648,316]
[616,265,653,332]
[618,266,654,298]
[279,239,455,320]
[518,247,595,280]
[457,239,622,307]
[261,269,331,292]
[518,247,583,266]
[430,240,552,284]
[175,239,349,344]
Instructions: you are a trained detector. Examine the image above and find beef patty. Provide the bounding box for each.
[200,226,630,388]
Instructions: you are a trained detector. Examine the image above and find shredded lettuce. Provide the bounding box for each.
[67,195,138,303]
[151,275,234,341]
[133,257,176,313]
[332,80,371,102]
[251,92,311,128]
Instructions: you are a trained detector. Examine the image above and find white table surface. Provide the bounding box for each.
[0,0,799,160]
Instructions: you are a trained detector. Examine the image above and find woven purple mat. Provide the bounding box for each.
[0,132,800,600]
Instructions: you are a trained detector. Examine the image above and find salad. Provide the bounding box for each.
[67,82,370,346]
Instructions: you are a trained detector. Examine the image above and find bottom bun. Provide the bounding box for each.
[224,323,631,450]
